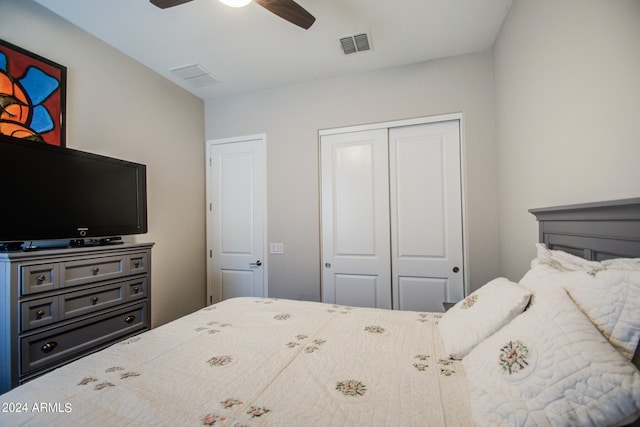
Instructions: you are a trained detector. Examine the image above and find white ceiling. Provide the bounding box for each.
[33,0,513,100]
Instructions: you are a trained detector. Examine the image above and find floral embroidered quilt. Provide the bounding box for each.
[0,297,472,426]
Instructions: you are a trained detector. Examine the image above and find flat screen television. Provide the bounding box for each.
[0,134,147,248]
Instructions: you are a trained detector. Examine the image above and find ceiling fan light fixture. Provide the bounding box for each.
[219,0,251,7]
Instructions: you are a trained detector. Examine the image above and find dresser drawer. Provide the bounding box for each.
[20,297,58,332]
[126,251,149,275]
[20,302,147,376]
[61,255,125,288]
[20,264,58,295]
[125,277,148,301]
[60,282,126,320]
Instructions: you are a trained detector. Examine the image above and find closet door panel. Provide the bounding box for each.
[321,130,392,309]
[334,143,377,256]
[397,277,447,312]
[334,274,378,308]
[389,121,464,311]
[392,133,446,257]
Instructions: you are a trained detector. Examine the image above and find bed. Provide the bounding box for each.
[1,198,640,426]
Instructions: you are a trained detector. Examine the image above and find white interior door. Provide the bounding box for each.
[206,135,266,304]
[320,129,392,309]
[389,121,463,311]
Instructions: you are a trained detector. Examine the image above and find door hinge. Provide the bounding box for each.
[209,203,212,211]
[210,295,213,304]
[209,158,212,166]
[209,250,212,258]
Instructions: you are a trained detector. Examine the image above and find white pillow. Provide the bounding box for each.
[524,243,640,277]
[518,244,600,288]
[602,258,640,271]
[533,243,603,272]
[438,278,531,359]
[520,244,640,360]
[463,285,640,427]
[537,270,640,360]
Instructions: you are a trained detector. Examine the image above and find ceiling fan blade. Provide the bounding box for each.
[254,0,316,29]
[150,0,194,9]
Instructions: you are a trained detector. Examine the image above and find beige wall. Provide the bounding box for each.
[205,52,500,300]
[493,0,640,281]
[3,0,207,326]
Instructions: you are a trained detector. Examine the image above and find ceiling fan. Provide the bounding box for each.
[150,0,316,30]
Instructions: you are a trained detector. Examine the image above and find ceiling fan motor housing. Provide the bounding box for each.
[150,0,316,30]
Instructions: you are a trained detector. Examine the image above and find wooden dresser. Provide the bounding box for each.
[0,242,153,393]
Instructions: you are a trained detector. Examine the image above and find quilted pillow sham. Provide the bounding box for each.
[530,270,640,360]
[520,245,640,360]
[518,243,598,287]
[532,243,603,272]
[438,278,531,360]
[602,258,640,271]
[524,243,640,276]
[528,243,640,271]
[463,285,640,427]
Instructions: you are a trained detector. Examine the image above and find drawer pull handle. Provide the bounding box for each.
[92,267,100,275]
[124,315,136,324]
[37,275,46,282]
[41,342,57,353]
[133,286,140,294]
[91,296,99,305]
[133,261,141,268]
[36,309,45,318]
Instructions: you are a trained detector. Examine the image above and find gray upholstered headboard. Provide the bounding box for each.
[529,197,640,370]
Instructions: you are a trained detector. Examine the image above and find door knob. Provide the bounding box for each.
[452,266,460,273]
[250,260,262,267]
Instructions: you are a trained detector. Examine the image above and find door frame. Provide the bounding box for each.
[205,134,268,305]
[318,112,469,299]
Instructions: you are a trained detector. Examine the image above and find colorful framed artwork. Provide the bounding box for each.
[0,39,67,146]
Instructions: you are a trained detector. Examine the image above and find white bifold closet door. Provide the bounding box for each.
[320,129,392,309]
[321,119,463,311]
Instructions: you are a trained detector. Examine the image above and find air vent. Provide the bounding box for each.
[339,33,371,55]
[169,64,221,88]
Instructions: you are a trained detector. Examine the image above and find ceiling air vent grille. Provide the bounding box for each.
[340,33,371,55]
[169,64,221,88]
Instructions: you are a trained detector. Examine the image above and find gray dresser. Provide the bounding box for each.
[0,242,153,393]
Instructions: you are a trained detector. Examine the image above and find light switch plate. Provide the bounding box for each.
[270,243,284,254]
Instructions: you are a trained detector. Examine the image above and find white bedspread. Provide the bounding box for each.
[0,298,472,426]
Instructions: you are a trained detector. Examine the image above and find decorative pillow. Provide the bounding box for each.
[438,278,531,359]
[520,244,640,360]
[602,258,640,271]
[462,285,640,427]
[523,243,640,279]
[543,270,640,360]
[534,243,603,271]
[518,244,599,289]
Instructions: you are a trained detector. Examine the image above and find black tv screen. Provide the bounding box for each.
[0,135,147,244]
